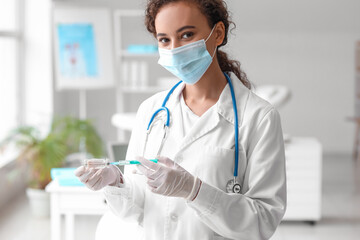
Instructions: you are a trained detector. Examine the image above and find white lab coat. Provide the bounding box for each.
[101,76,286,240]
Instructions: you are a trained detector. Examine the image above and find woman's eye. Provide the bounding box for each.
[158,38,169,43]
[182,32,194,39]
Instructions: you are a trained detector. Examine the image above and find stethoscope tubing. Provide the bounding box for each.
[225,73,239,178]
[161,80,183,108]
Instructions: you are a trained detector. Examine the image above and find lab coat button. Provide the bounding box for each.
[170,214,178,222]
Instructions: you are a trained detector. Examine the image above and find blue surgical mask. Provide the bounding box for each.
[158,26,216,85]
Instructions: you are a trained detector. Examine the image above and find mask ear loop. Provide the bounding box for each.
[205,24,218,58]
[210,45,217,58]
[205,24,216,42]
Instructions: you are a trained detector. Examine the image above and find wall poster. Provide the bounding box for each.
[53,8,114,90]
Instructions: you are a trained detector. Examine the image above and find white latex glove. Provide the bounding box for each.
[136,156,201,200]
[74,159,123,191]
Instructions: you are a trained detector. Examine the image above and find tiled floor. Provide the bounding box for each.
[0,154,359,240]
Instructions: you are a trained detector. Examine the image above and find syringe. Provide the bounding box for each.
[84,158,158,169]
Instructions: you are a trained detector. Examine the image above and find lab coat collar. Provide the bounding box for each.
[178,102,220,153]
[165,75,250,126]
[216,75,250,128]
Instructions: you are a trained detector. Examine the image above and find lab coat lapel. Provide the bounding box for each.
[177,102,220,154]
[176,77,250,154]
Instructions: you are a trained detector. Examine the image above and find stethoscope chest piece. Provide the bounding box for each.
[226,179,241,194]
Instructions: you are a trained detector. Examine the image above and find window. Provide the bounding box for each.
[0,0,18,30]
[0,0,22,162]
[0,39,18,138]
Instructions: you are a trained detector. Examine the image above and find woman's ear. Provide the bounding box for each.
[215,21,225,47]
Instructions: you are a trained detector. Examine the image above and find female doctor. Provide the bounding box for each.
[75,0,286,239]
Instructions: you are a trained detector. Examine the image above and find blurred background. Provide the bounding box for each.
[0,0,359,239]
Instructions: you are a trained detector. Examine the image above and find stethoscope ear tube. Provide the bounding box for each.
[147,107,170,130]
[161,80,183,107]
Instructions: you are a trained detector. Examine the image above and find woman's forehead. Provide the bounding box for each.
[154,2,208,33]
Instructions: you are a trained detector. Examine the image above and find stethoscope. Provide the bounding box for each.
[142,72,242,194]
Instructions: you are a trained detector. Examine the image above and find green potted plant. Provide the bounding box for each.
[51,116,104,161]
[0,116,104,217]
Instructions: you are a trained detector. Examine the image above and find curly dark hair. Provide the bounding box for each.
[145,0,251,89]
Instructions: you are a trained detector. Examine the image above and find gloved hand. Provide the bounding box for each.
[136,156,201,200]
[74,159,123,191]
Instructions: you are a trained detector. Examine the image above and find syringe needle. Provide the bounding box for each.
[84,158,158,168]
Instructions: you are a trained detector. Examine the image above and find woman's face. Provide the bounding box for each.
[154,1,215,50]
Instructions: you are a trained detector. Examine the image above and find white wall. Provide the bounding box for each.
[226,0,360,153]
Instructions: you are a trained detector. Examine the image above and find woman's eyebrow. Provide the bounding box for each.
[176,25,196,33]
[156,25,196,37]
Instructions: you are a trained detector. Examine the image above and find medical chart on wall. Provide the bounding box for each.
[53,8,114,90]
[57,24,98,78]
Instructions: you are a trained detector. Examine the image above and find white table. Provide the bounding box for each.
[45,181,107,240]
